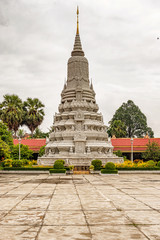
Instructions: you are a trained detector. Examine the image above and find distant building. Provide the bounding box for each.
[13,138,160,160]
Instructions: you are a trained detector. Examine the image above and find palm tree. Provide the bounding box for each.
[0,94,23,137]
[23,98,45,137]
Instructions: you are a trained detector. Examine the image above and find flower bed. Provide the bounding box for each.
[115,160,160,171]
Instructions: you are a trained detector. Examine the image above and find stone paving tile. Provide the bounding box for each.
[0,225,39,240]
[125,210,160,224]
[0,210,44,225]
[139,225,160,240]
[0,174,160,239]
[90,225,148,240]
[38,226,92,240]
[14,199,50,211]
[84,210,131,225]
[43,210,86,226]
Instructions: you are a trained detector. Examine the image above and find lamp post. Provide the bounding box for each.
[18,137,21,160]
[130,137,134,162]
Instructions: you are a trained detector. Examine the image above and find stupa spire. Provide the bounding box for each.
[77,6,79,35]
[71,6,84,57]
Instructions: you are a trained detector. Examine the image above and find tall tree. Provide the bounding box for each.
[0,121,13,149]
[107,120,127,138]
[33,127,49,138]
[0,94,23,137]
[142,140,160,161]
[109,100,154,138]
[23,98,45,137]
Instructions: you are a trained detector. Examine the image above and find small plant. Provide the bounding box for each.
[32,160,37,165]
[157,161,160,168]
[56,159,65,164]
[69,165,74,171]
[101,162,118,174]
[1,159,12,167]
[91,159,102,170]
[105,162,116,170]
[12,160,23,167]
[22,159,30,166]
[146,160,156,168]
[54,160,64,169]
[89,165,94,170]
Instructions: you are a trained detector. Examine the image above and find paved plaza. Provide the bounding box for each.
[0,174,160,239]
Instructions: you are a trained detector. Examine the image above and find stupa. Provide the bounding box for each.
[38,8,123,168]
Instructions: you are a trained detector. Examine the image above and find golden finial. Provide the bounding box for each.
[76,6,79,35]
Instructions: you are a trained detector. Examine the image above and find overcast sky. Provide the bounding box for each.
[0,0,160,136]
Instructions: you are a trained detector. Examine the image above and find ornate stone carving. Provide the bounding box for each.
[38,10,123,166]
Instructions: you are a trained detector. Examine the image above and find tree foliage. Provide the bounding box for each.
[11,144,33,160]
[109,100,154,138]
[0,139,11,160]
[142,141,160,161]
[23,98,45,137]
[33,128,49,138]
[0,94,23,137]
[107,120,126,138]
[39,145,45,157]
[0,121,13,149]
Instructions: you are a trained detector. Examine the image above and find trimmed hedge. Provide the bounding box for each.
[3,167,50,171]
[117,167,160,171]
[105,162,116,170]
[91,159,102,170]
[101,169,118,174]
[49,169,66,174]
[54,160,64,169]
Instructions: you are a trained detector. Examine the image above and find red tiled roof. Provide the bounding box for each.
[13,138,160,153]
[13,139,46,152]
[111,138,160,152]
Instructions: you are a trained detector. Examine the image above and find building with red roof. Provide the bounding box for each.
[13,138,160,160]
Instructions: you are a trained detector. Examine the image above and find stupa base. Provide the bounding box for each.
[37,155,123,167]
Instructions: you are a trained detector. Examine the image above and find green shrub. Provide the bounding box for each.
[39,145,45,157]
[21,159,30,165]
[54,160,64,169]
[56,159,65,164]
[49,169,66,174]
[105,162,115,170]
[11,144,33,160]
[3,167,50,171]
[157,161,160,168]
[12,160,23,167]
[91,159,102,170]
[89,165,94,170]
[101,169,118,174]
[1,159,12,167]
[69,165,74,170]
[146,160,156,167]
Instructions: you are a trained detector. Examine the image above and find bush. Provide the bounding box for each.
[12,160,23,167]
[1,159,12,167]
[157,161,160,168]
[91,159,102,170]
[105,162,115,170]
[38,145,45,157]
[11,144,33,160]
[21,159,30,165]
[49,169,66,174]
[146,160,156,167]
[89,165,94,170]
[56,159,65,164]
[3,167,50,171]
[101,169,118,174]
[54,160,64,169]
[69,165,74,170]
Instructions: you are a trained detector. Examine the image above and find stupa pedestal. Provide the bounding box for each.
[38,8,123,167]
